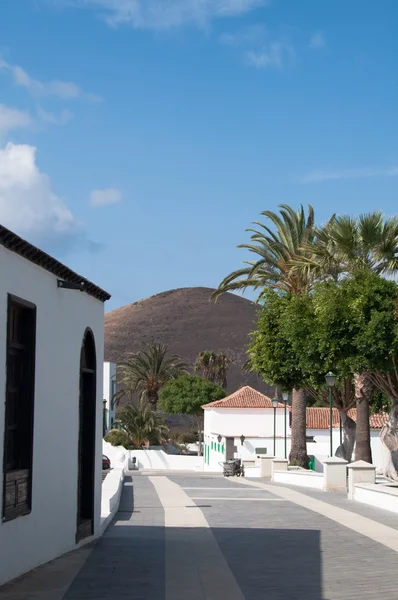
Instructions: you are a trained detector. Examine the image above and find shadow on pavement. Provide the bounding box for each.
[64,480,323,600]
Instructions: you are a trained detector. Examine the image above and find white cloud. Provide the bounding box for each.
[0,58,101,102]
[0,104,32,136]
[301,166,398,183]
[71,0,267,29]
[0,142,82,247]
[220,25,294,69]
[220,24,266,46]
[309,31,325,50]
[36,106,74,125]
[90,187,122,207]
[246,43,289,69]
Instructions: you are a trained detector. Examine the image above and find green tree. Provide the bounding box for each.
[309,272,398,469]
[247,290,310,467]
[336,272,398,477]
[213,204,318,468]
[159,375,227,455]
[296,211,398,462]
[247,289,358,462]
[117,400,169,447]
[115,343,189,409]
[194,350,231,389]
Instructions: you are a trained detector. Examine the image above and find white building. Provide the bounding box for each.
[203,386,385,473]
[0,225,110,585]
[203,387,289,472]
[103,362,116,434]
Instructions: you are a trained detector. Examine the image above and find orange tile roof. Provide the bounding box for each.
[306,407,389,430]
[202,386,284,409]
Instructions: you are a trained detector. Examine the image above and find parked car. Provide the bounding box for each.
[102,454,111,470]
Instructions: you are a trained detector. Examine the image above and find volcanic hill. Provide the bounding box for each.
[104,287,273,395]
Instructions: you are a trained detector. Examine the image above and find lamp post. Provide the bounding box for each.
[282,391,289,459]
[325,371,336,457]
[272,398,279,456]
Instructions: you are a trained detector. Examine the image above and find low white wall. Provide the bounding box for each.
[273,470,324,490]
[244,466,261,478]
[103,441,204,471]
[103,440,130,470]
[130,449,203,471]
[352,483,398,515]
[101,468,125,534]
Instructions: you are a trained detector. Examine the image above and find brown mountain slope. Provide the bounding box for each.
[104,287,274,396]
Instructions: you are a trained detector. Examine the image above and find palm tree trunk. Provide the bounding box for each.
[194,415,204,456]
[335,411,356,462]
[289,388,309,468]
[354,373,372,463]
[380,397,398,480]
[147,390,159,409]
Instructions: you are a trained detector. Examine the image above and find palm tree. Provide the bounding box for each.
[211,204,317,300]
[117,400,169,447]
[194,350,231,389]
[212,204,317,468]
[296,212,398,280]
[297,211,398,462]
[115,343,189,409]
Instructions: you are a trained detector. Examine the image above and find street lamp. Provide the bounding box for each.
[325,371,336,457]
[272,398,279,456]
[282,391,289,459]
[240,435,245,446]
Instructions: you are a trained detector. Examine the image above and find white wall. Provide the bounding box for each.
[130,448,203,471]
[308,429,383,471]
[205,407,288,439]
[203,407,290,472]
[0,246,105,585]
[203,408,384,474]
[103,361,116,432]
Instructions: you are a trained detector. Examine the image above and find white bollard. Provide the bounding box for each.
[323,457,348,491]
[347,460,376,499]
[272,458,289,480]
[257,456,275,478]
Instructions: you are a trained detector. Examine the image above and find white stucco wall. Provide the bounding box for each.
[103,361,116,431]
[0,245,105,585]
[203,407,384,473]
[308,429,383,470]
[204,407,288,439]
[203,407,290,472]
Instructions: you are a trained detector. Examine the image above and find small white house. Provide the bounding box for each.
[203,386,386,474]
[203,386,289,472]
[103,361,116,434]
[0,225,110,585]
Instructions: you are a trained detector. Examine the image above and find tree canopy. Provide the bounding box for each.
[117,400,169,447]
[247,271,398,398]
[159,375,227,416]
[115,343,189,408]
[194,350,231,389]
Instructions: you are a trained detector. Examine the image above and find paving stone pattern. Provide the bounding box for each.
[3,472,398,600]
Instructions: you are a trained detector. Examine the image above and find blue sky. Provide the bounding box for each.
[0,0,397,311]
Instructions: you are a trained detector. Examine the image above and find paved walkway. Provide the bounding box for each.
[2,473,398,599]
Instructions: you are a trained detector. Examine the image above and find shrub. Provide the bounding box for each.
[104,429,130,447]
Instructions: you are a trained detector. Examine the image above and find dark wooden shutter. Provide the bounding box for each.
[2,296,36,522]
